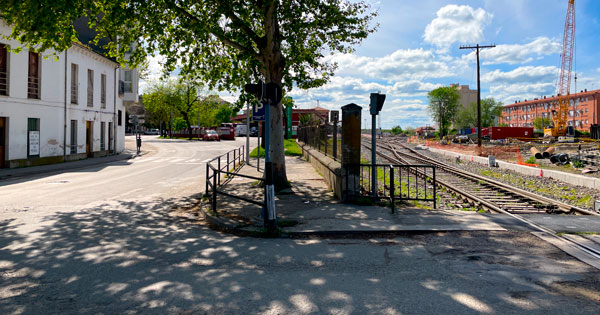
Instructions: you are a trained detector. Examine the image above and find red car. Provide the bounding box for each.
[200,129,220,141]
[218,123,236,140]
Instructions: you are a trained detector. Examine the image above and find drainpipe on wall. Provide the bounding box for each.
[63,50,68,158]
[114,66,118,154]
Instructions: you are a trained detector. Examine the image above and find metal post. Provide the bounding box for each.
[217,156,221,186]
[205,164,209,194]
[333,120,338,159]
[390,165,395,214]
[212,170,217,212]
[246,101,250,164]
[433,167,437,209]
[227,152,230,172]
[257,122,261,171]
[264,100,276,230]
[371,113,377,197]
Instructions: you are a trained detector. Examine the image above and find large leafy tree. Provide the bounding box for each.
[0,0,377,189]
[427,87,460,137]
[143,80,202,139]
[455,98,504,129]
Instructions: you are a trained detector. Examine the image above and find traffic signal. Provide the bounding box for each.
[244,80,265,100]
[244,81,282,105]
[369,92,386,115]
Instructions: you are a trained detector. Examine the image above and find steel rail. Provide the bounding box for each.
[388,141,597,216]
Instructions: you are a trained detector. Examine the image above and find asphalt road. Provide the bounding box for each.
[1,136,599,314]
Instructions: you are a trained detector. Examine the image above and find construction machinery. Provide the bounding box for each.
[544,0,576,139]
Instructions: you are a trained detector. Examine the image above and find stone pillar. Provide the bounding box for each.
[341,103,362,202]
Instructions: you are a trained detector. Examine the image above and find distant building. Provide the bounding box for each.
[0,20,138,168]
[499,89,600,131]
[450,83,477,108]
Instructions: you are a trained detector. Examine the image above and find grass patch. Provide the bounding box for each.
[249,139,302,158]
[284,139,302,156]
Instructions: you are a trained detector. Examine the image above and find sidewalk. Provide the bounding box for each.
[0,150,137,181]
[203,155,507,236]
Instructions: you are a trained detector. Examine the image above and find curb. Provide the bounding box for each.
[0,152,135,181]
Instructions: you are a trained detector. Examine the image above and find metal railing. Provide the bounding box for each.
[205,145,265,213]
[345,164,437,213]
[297,124,341,160]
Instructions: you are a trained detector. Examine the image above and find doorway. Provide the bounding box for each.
[0,117,6,168]
[86,121,93,157]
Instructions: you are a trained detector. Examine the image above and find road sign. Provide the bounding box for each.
[253,102,265,121]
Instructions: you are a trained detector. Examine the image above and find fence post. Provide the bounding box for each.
[217,156,221,186]
[205,163,210,195]
[390,165,395,214]
[212,169,217,212]
[332,114,339,159]
[227,152,230,172]
[341,103,362,202]
[433,167,437,209]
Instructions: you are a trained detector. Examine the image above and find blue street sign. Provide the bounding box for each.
[253,102,265,121]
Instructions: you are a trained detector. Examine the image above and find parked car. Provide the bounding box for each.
[144,128,159,135]
[249,127,258,137]
[200,129,220,141]
[235,124,248,136]
[218,123,236,140]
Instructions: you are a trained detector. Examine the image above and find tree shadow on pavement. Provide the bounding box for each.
[1,197,600,314]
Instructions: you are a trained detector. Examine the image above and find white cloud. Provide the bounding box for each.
[490,82,555,104]
[482,65,558,84]
[423,5,493,51]
[463,37,561,65]
[324,49,455,81]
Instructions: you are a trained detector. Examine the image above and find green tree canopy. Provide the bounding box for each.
[455,98,504,129]
[0,0,378,189]
[143,79,203,139]
[427,86,460,137]
[391,125,403,135]
[533,117,552,130]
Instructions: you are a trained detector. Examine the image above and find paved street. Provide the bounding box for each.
[1,137,599,314]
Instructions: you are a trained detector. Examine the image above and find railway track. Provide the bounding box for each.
[362,137,600,262]
[362,138,597,216]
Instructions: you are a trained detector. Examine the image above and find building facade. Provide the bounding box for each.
[499,89,600,131]
[0,22,128,168]
[450,83,477,108]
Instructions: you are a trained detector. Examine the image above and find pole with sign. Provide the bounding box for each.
[245,81,282,231]
[369,92,386,197]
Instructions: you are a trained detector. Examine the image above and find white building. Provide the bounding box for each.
[0,22,132,168]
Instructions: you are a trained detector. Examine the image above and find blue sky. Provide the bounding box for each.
[143,0,600,129]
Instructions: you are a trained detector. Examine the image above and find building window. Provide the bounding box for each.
[87,69,94,107]
[0,43,8,96]
[118,110,122,126]
[27,118,40,157]
[100,122,106,151]
[28,52,40,99]
[101,74,106,108]
[71,63,78,104]
[70,120,77,154]
[123,70,133,92]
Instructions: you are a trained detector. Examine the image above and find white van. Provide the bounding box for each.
[235,124,248,136]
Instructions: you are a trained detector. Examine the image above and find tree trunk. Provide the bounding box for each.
[269,101,288,190]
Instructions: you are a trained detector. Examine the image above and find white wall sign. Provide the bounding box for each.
[29,131,40,156]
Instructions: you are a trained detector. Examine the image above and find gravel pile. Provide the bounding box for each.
[418,146,599,210]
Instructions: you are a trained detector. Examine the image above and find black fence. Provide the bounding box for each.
[297,124,341,160]
[345,164,437,212]
[205,146,265,212]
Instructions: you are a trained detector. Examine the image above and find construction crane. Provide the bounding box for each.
[544,0,576,139]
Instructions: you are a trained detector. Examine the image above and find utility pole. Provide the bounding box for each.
[460,44,495,153]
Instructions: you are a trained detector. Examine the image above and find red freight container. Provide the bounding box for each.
[488,127,534,140]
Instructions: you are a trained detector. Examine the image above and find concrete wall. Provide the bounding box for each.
[298,142,342,200]
[0,21,126,167]
[429,146,600,190]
